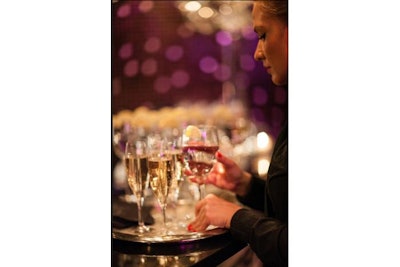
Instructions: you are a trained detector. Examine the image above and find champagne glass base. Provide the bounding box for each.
[132,225,152,235]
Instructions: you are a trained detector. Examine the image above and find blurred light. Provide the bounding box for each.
[257,158,270,177]
[219,4,233,15]
[178,1,252,34]
[117,4,131,18]
[144,37,161,53]
[199,56,218,73]
[141,58,157,76]
[213,64,231,81]
[138,0,154,13]
[185,1,201,12]
[171,70,190,88]
[216,31,233,46]
[124,59,139,77]
[241,25,257,40]
[118,43,133,59]
[257,132,270,151]
[198,7,214,18]
[165,45,184,61]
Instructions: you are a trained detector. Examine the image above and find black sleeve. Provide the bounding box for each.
[230,208,288,267]
[236,175,266,212]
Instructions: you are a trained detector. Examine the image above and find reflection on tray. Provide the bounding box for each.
[113,225,228,244]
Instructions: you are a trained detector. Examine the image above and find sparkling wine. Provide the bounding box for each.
[182,145,219,177]
[125,155,149,198]
[169,149,184,186]
[148,156,174,205]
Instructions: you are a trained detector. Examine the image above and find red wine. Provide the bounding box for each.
[182,145,218,177]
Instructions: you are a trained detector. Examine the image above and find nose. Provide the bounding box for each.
[254,42,264,61]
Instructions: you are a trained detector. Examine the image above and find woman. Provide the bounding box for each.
[188,1,288,266]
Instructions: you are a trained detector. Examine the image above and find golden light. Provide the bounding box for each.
[198,6,214,18]
[257,131,270,151]
[184,1,201,12]
[257,158,270,177]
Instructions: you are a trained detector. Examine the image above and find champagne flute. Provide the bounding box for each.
[147,134,175,235]
[182,125,219,200]
[124,140,151,234]
[165,134,185,203]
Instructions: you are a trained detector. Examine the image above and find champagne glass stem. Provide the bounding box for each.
[162,205,167,226]
[137,199,144,228]
[136,196,149,233]
[161,204,169,236]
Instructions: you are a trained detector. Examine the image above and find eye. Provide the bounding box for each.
[258,33,266,40]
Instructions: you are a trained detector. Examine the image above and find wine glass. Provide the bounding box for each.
[182,125,219,200]
[147,134,175,235]
[124,139,151,234]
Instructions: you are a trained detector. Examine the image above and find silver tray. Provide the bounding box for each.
[112,226,228,244]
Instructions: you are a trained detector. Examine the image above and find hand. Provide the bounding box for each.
[187,194,242,232]
[206,151,252,196]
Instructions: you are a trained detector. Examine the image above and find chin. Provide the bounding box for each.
[271,75,288,87]
[271,78,284,86]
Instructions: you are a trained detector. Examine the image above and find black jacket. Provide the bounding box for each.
[230,124,288,267]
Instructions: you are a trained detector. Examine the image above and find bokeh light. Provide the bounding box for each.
[165,45,184,62]
[117,3,131,18]
[141,58,157,76]
[213,64,231,81]
[124,59,139,77]
[171,70,190,88]
[118,43,133,59]
[241,25,256,40]
[138,0,154,13]
[199,56,218,73]
[216,31,233,46]
[144,37,161,53]
[184,1,201,12]
[198,7,214,19]
[219,4,233,15]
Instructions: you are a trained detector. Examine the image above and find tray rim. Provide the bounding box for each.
[112,227,228,244]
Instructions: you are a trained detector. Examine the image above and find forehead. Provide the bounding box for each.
[252,2,285,31]
[252,2,271,27]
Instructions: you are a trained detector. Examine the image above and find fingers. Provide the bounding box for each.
[190,194,214,232]
[215,151,236,168]
[189,176,205,185]
[194,193,212,215]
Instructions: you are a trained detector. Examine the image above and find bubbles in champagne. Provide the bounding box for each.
[148,156,174,206]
